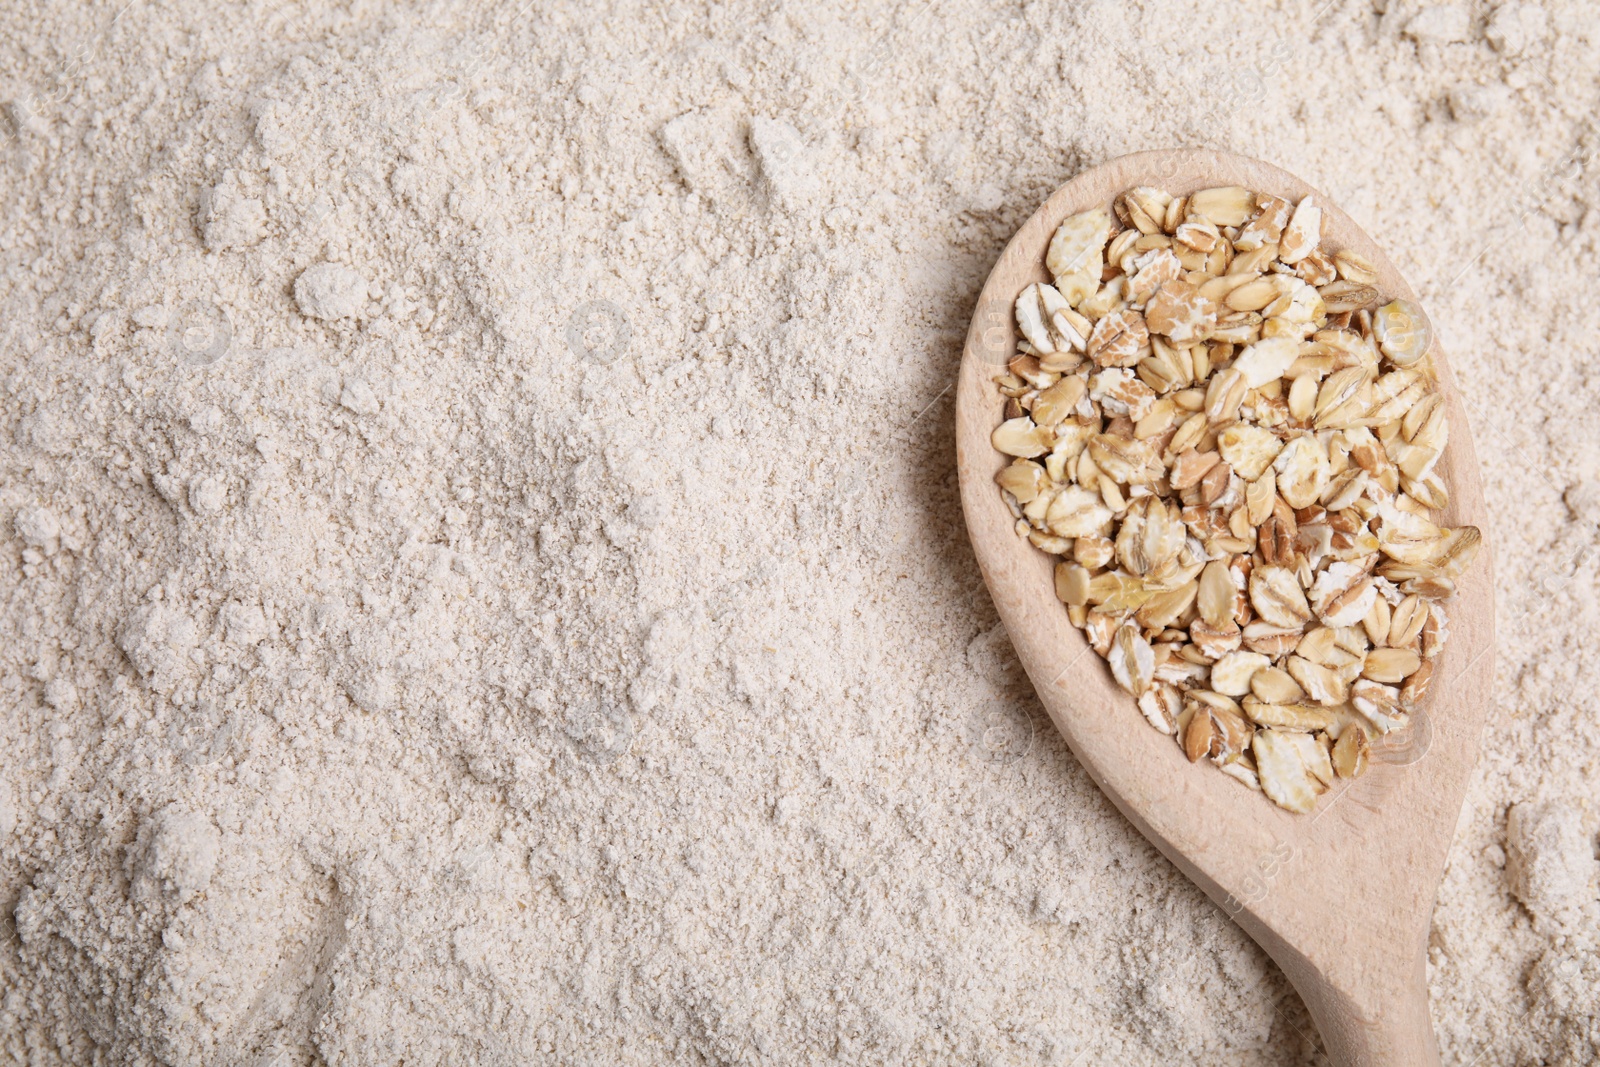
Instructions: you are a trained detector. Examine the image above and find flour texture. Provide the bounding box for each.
[1,1,1597,1064]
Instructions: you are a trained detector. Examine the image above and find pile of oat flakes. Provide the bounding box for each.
[992,184,1482,813]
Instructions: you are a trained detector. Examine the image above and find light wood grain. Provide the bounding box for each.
[956,150,1495,1066]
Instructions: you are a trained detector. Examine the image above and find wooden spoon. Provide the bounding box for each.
[956,149,1494,1066]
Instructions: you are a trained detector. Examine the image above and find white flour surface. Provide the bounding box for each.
[1,1,1597,1063]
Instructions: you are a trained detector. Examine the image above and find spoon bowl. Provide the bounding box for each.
[956,149,1494,1066]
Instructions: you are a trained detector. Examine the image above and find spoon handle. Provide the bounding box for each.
[1283,947,1439,1066]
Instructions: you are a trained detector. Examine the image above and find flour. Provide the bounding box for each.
[0,1,1597,1064]
[293,265,371,323]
